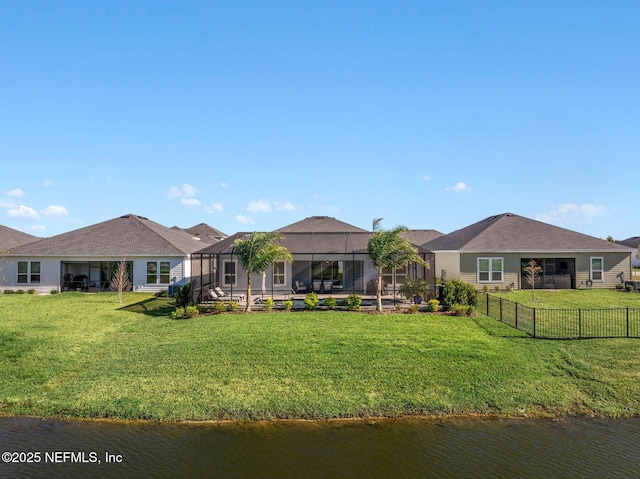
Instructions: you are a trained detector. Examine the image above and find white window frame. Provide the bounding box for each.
[146,261,171,285]
[272,261,285,286]
[590,257,604,282]
[223,260,237,286]
[477,257,504,283]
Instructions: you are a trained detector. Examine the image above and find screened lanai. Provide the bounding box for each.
[190,231,434,305]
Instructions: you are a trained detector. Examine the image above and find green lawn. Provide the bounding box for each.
[491,289,640,309]
[1,292,639,421]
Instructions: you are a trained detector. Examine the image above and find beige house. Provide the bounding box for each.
[423,213,633,290]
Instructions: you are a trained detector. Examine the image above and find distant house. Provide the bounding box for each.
[423,213,633,290]
[616,237,640,268]
[190,216,437,302]
[3,214,206,294]
[0,225,40,250]
[171,223,227,244]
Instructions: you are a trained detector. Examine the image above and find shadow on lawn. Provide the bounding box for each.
[120,297,175,317]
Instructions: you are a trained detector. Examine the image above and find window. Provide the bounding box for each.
[382,265,408,285]
[17,261,40,284]
[159,262,171,284]
[478,257,503,282]
[146,262,158,284]
[590,257,603,282]
[17,262,28,283]
[223,261,236,286]
[273,261,285,286]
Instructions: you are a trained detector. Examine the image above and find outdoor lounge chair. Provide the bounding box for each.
[214,286,245,302]
[292,280,308,293]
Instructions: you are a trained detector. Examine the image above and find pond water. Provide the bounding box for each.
[1,416,638,478]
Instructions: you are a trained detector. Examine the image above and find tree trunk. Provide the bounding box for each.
[245,275,252,312]
[376,267,383,312]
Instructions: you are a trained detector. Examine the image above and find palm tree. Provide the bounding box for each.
[367,218,427,312]
[233,232,293,312]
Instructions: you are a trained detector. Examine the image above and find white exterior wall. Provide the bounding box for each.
[0,256,189,294]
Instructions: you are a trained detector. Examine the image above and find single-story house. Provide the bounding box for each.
[171,223,227,243]
[422,212,633,290]
[617,237,640,268]
[190,216,438,303]
[2,214,208,294]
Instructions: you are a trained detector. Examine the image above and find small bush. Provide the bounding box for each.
[425,299,439,312]
[304,292,320,310]
[441,279,478,311]
[450,303,476,317]
[625,285,633,292]
[493,285,501,293]
[174,283,191,308]
[408,304,419,314]
[342,294,362,311]
[184,304,199,318]
[214,301,228,313]
[27,289,37,295]
[282,300,293,311]
[4,289,15,294]
[482,285,489,293]
[394,303,403,312]
[506,284,513,293]
[616,283,624,290]
[323,296,337,310]
[171,307,185,319]
[264,297,274,311]
[50,289,59,295]
[227,300,239,312]
[16,290,25,294]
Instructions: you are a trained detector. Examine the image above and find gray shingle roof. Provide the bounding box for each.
[0,225,40,250]
[423,213,632,253]
[196,231,431,255]
[276,216,369,233]
[403,230,443,247]
[617,237,640,249]
[183,223,227,242]
[7,214,204,256]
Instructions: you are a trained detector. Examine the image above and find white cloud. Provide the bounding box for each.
[535,203,606,226]
[7,205,40,220]
[204,203,223,213]
[7,188,25,197]
[180,198,202,207]
[422,176,431,181]
[236,214,254,225]
[0,198,17,209]
[445,182,471,192]
[220,182,228,189]
[274,201,296,211]
[167,183,199,198]
[43,179,54,187]
[40,205,69,218]
[247,199,271,213]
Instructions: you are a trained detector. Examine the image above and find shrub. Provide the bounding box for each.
[16,290,25,294]
[184,304,199,318]
[394,303,403,312]
[625,285,633,292]
[214,301,228,314]
[482,285,489,293]
[4,289,15,294]
[174,283,191,309]
[227,300,239,312]
[506,284,513,293]
[323,296,337,310]
[450,304,476,317]
[493,285,501,293]
[441,279,478,311]
[408,304,419,314]
[264,297,274,312]
[27,289,37,295]
[342,294,362,310]
[616,283,624,290]
[282,300,293,311]
[50,289,59,295]
[425,299,439,312]
[170,307,185,319]
[304,292,320,310]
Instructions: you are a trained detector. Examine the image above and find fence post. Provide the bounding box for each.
[579,309,582,338]
[627,307,630,338]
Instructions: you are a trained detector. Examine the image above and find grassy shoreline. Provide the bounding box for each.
[1,293,639,422]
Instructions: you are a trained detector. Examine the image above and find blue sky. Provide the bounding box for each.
[1,1,638,240]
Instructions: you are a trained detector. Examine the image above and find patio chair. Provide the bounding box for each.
[292,280,308,293]
[214,286,245,302]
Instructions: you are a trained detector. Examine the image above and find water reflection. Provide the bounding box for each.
[1,416,638,479]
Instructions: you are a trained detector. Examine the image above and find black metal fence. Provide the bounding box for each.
[478,293,640,339]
